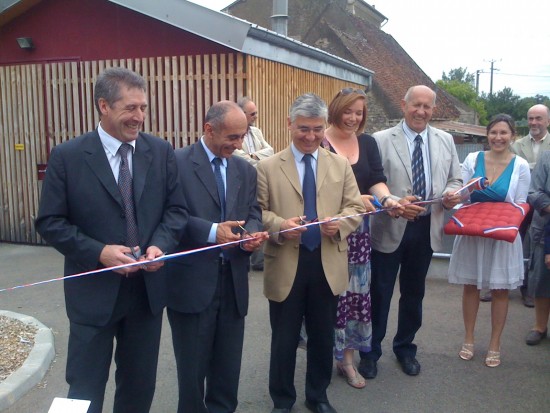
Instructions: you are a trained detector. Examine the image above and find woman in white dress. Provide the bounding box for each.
[448,114,531,367]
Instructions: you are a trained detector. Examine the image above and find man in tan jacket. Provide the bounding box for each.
[256,93,364,413]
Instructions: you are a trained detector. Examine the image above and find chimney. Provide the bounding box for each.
[271,0,288,36]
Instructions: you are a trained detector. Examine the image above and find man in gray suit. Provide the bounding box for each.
[167,101,268,413]
[358,85,462,379]
[510,104,550,307]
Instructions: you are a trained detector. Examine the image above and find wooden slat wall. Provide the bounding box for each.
[245,55,365,152]
[0,64,46,243]
[0,53,247,243]
[0,53,364,243]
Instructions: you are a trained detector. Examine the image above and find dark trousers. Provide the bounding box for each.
[66,275,162,413]
[520,207,534,291]
[361,215,433,361]
[268,247,338,409]
[168,261,245,413]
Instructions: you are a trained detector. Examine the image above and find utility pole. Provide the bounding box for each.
[488,59,500,97]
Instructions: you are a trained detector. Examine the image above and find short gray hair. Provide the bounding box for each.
[237,96,253,109]
[289,93,328,122]
[94,67,147,114]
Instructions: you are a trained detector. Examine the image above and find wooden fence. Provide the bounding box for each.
[0,53,362,243]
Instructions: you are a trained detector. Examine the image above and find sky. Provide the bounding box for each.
[189,0,550,98]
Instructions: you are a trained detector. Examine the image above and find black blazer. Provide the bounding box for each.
[36,130,188,326]
[167,141,262,317]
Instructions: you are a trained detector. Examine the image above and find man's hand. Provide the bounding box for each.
[240,231,269,252]
[442,191,462,209]
[280,216,307,240]
[138,246,165,272]
[99,245,141,275]
[216,221,245,248]
[398,195,426,221]
[319,217,339,238]
[384,197,404,218]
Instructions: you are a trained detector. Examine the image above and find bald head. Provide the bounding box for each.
[401,85,437,133]
[527,104,550,141]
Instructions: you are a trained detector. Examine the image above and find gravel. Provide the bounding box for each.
[0,315,37,382]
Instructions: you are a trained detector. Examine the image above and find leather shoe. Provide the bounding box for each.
[358,358,377,379]
[522,294,535,308]
[398,356,421,376]
[305,400,337,413]
[271,408,291,413]
[525,329,547,345]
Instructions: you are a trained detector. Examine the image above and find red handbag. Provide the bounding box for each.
[444,202,530,243]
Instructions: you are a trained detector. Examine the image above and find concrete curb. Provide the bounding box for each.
[0,310,55,412]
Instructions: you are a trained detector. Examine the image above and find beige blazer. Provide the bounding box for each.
[256,146,365,302]
[371,120,462,253]
[233,126,274,166]
[512,133,550,171]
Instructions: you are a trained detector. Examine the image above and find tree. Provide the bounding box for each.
[482,87,520,120]
[441,67,475,86]
[437,67,487,124]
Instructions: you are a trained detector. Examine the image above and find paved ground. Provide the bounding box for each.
[1,242,549,413]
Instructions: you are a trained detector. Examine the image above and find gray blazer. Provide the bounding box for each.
[528,151,550,245]
[371,120,462,253]
[512,133,550,171]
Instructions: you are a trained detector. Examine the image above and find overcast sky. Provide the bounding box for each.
[189,0,550,98]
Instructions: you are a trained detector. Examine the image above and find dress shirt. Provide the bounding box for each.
[98,122,136,182]
[402,122,432,199]
[290,142,318,184]
[200,137,228,243]
[530,132,548,161]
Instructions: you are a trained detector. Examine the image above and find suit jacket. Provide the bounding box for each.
[528,151,550,245]
[512,133,550,171]
[233,126,274,166]
[371,120,462,253]
[167,141,262,317]
[256,146,365,302]
[35,131,187,326]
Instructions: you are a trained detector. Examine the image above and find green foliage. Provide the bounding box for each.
[437,75,487,124]
[438,67,549,127]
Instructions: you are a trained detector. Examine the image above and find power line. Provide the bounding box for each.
[496,72,550,78]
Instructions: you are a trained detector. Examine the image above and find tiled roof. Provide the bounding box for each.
[322,15,460,120]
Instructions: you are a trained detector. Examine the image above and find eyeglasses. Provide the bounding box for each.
[296,126,325,134]
[248,111,258,117]
[339,87,367,96]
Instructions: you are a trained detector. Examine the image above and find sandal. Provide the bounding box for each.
[336,362,366,389]
[459,343,474,361]
[485,350,501,368]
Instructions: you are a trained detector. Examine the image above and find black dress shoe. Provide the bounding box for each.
[398,356,421,376]
[305,400,337,413]
[271,408,291,413]
[358,358,378,379]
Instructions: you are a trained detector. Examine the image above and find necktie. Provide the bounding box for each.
[212,157,226,222]
[412,135,426,201]
[118,143,139,249]
[301,154,320,251]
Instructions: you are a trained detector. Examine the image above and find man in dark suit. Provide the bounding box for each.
[35,67,187,413]
[167,101,267,413]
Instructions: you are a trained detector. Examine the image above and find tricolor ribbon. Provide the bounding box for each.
[0,179,480,293]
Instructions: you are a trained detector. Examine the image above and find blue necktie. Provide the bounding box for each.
[118,143,139,249]
[212,157,226,222]
[412,135,426,201]
[301,154,320,251]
